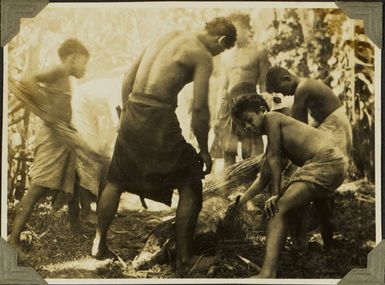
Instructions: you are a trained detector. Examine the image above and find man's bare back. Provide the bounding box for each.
[293,79,341,123]
[133,32,213,105]
[265,112,332,166]
[93,18,237,271]
[266,66,342,124]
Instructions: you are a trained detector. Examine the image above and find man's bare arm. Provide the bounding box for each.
[35,66,65,84]
[121,49,145,105]
[291,84,309,123]
[190,52,213,154]
[21,66,64,97]
[23,66,63,86]
[257,48,271,93]
[265,114,283,196]
[239,157,271,205]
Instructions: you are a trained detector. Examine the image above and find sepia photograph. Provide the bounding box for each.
[1,1,382,283]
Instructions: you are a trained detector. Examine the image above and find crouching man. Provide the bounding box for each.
[230,94,348,278]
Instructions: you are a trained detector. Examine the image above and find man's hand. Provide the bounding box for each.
[227,195,241,216]
[213,123,220,136]
[264,195,280,218]
[198,151,212,176]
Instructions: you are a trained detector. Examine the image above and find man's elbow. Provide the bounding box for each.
[267,153,281,165]
[191,108,210,129]
[192,106,210,119]
[260,167,271,181]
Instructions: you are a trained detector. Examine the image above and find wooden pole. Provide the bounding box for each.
[15,109,30,201]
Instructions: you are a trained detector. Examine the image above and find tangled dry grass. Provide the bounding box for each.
[8,180,375,279]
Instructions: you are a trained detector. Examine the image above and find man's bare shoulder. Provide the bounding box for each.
[265,111,283,127]
[177,34,212,65]
[251,43,268,52]
[295,78,323,97]
[246,43,268,56]
[35,65,66,83]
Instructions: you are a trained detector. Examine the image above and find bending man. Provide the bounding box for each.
[91,18,237,274]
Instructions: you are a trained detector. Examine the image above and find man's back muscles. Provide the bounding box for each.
[134,33,210,99]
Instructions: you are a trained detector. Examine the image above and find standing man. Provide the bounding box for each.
[91,18,237,274]
[212,13,271,168]
[8,39,90,255]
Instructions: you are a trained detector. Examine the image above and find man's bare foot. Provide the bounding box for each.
[250,271,276,278]
[176,255,219,277]
[91,235,114,260]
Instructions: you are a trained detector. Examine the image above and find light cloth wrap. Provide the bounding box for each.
[286,147,349,198]
[29,123,77,209]
[72,96,115,196]
[10,80,109,208]
[314,106,352,156]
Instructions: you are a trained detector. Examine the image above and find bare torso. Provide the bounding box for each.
[36,66,71,93]
[266,112,333,166]
[133,31,212,106]
[35,66,72,122]
[297,79,341,123]
[226,44,268,91]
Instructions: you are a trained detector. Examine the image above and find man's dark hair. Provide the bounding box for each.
[205,17,237,48]
[265,66,291,93]
[58,38,89,61]
[232,93,270,121]
[228,13,252,30]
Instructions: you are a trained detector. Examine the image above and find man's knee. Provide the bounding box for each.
[276,201,292,217]
[223,151,236,158]
[97,182,122,209]
[276,197,303,217]
[186,180,203,211]
[192,180,203,211]
[223,152,236,166]
[27,185,48,200]
[100,182,122,196]
[179,181,203,211]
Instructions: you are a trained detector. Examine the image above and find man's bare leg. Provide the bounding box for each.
[91,182,121,258]
[223,152,236,169]
[314,198,335,249]
[68,184,82,233]
[256,182,313,278]
[79,187,96,224]
[8,185,47,253]
[292,205,310,250]
[175,181,202,271]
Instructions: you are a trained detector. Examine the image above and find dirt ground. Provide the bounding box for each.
[8,180,375,279]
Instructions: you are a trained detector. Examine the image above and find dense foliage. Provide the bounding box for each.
[6,6,376,280]
[265,8,375,181]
